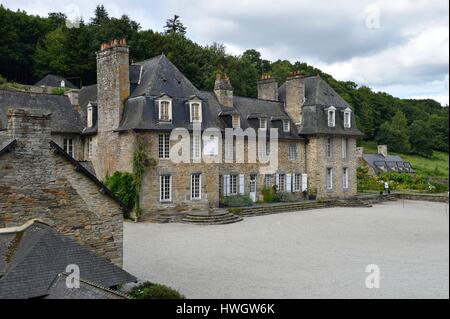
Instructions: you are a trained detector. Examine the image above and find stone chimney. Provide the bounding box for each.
[257,74,278,101]
[96,38,130,132]
[284,70,305,125]
[214,73,233,108]
[356,147,364,158]
[378,145,388,157]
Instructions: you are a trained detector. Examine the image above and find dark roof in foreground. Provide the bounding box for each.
[0,90,83,133]
[0,220,136,299]
[45,273,130,299]
[363,153,415,174]
[34,74,78,89]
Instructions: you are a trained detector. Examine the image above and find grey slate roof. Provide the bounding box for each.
[0,90,84,133]
[0,220,136,299]
[45,273,130,299]
[363,153,414,174]
[279,76,363,136]
[130,54,199,98]
[34,74,78,89]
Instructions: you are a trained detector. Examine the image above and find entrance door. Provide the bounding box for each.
[249,175,257,202]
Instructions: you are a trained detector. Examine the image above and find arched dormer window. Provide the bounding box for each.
[327,106,336,127]
[157,95,172,122]
[188,97,202,123]
[343,107,352,128]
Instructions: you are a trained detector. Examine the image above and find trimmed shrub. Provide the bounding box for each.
[128,282,185,299]
[261,186,276,203]
[274,191,297,202]
[222,195,253,207]
[104,171,137,216]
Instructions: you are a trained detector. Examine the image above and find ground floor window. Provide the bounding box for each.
[191,173,201,199]
[326,168,333,190]
[264,174,272,188]
[63,138,74,157]
[278,174,286,192]
[294,174,302,192]
[343,168,349,189]
[229,175,238,195]
[160,175,172,202]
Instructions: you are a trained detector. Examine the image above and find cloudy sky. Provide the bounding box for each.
[2,0,448,105]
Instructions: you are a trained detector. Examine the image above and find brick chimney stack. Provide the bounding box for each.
[284,70,305,125]
[214,73,234,108]
[257,74,278,101]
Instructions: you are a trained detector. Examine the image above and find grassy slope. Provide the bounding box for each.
[358,140,449,178]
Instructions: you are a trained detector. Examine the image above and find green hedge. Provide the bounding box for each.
[128,282,185,299]
[222,195,253,207]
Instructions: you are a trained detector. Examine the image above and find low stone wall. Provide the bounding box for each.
[393,192,449,203]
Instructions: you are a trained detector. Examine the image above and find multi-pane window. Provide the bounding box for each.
[224,137,234,161]
[87,106,93,128]
[232,115,240,128]
[159,100,171,121]
[87,137,93,159]
[343,168,349,189]
[328,107,336,127]
[294,174,302,192]
[344,109,351,128]
[259,118,267,130]
[288,144,297,161]
[264,174,272,188]
[326,138,332,158]
[160,175,171,201]
[278,174,286,192]
[283,120,290,132]
[326,168,333,190]
[229,175,238,195]
[190,102,202,122]
[259,140,267,161]
[191,173,201,199]
[342,137,348,160]
[63,138,74,157]
[192,134,201,160]
[203,136,219,156]
[158,133,170,159]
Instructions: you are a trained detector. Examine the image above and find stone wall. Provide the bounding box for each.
[0,109,124,266]
[306,135,358,198]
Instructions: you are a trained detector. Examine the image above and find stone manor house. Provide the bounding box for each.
[0,39,362,216]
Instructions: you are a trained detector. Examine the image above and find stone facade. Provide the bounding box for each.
[0,109,125,266]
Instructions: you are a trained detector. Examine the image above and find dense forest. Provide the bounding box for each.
[0,5,448,157]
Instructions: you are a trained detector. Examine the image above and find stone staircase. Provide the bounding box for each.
[180,209,243,225]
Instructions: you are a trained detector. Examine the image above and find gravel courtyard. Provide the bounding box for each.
[124,200,449,299]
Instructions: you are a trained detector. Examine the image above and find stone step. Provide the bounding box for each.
[180,211,243,225]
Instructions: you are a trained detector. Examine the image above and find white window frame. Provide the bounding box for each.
[192,134,201,160]
[63,138,74,157]
[158,99,172,122]
[294,174,302,192]
[158,133,170,159]
[326,168,333,190]
[203,135,219,156]
[343,167,349,189]
[326,138,332,159]
[278,174,286,192]
[328,106,336,127]
[189,101,202,123]
[232,115,240,128]
[191,173,201,200]
[283,120,290,132]
[224,137,234,161]
[159,175,172,202]
[343,108,352,128]
[87,105,93,128]
[264,174,272,188]
[259,118,267,130]
[229,175,238,195]
[288,144,297,161]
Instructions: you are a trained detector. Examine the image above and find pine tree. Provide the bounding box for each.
[164,15,186,35]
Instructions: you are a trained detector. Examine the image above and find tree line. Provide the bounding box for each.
[0,5,448,156]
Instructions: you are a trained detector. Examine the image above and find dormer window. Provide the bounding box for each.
[60,80,65,88]
[189,101,202,122]
[327,106,336,127]
[344,107,352,128]
[259,118,267,130]
[232,115,240,128]
[87,105,93,128]
[283,120,290,132]
[158,99,172,122]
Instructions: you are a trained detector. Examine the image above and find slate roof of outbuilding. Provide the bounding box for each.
[0,220,136,299]
[363,153,414,174]
[0,90,84,133]
[34,74,78,89]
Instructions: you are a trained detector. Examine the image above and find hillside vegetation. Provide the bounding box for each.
[0,5,448,159]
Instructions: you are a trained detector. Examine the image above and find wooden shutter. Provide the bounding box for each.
[239,174,245,195]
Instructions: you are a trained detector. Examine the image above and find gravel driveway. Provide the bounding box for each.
[124,200,449,299]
